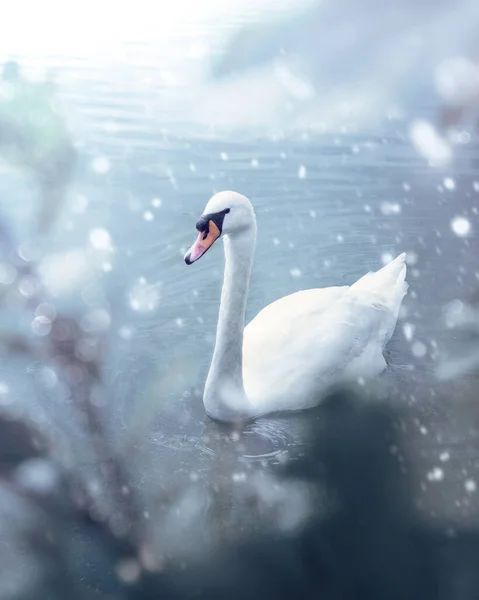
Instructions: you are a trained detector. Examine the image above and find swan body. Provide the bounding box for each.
[185,191,407,422]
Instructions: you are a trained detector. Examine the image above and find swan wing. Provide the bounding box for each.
[242,285,393,413]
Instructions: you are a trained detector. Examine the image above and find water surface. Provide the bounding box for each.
[1,1,479,555]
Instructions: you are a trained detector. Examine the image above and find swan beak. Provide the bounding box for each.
[184,220,221,265]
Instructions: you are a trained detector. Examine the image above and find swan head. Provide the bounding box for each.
[184,191,254,265]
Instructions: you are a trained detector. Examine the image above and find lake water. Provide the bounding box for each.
[1,0,479,559]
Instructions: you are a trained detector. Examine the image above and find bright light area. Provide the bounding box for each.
[0,0,304,58]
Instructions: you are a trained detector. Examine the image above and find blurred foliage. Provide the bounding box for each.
[2,383,479,599]
[0,61,76,234]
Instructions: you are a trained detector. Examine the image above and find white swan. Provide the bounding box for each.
[185,191,408,422]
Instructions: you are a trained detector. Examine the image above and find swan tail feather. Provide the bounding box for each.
[350,253,408,344]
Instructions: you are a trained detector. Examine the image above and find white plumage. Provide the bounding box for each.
[244,254,407,414]
[185,191,408,422]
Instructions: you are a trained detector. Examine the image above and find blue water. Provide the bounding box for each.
[1,1,479,557]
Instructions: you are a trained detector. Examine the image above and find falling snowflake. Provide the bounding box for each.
[412,340,427,358]
[220,152,228,161]
[89,228,112,250]
[15,458,59,495]
[116,559,141,584]
[405,251,418,266]
[91,156,110,174]
[152,198,162,208]
[290,268,302,278]
[298,165,307,179]
[380,201,401,216]
[381,252,393,265]
[118,326,135,340]
[427,467,444,482]
[409,120,451,167]
[465,479,477,493]
[402,323,415,342]
[143,211,154,222]
[451,216,471,237]
[128,279,161,313]
[443,177,456,190]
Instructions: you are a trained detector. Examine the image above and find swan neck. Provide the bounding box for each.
[204,224,256,420]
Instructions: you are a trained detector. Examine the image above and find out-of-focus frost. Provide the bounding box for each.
[14,458,59,495]
[437,298,479,380]
[435,57,479,107]
[39,249,89,296]
[200,0,479,134]
[128,278,161,313]
[39,243,114,298]
[409,120,452,167]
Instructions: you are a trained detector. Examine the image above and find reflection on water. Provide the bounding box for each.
[0,0,478,567]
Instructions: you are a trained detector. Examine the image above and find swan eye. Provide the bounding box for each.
[195,208,230,236]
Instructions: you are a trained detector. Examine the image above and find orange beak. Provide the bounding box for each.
[184,220,221,265]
